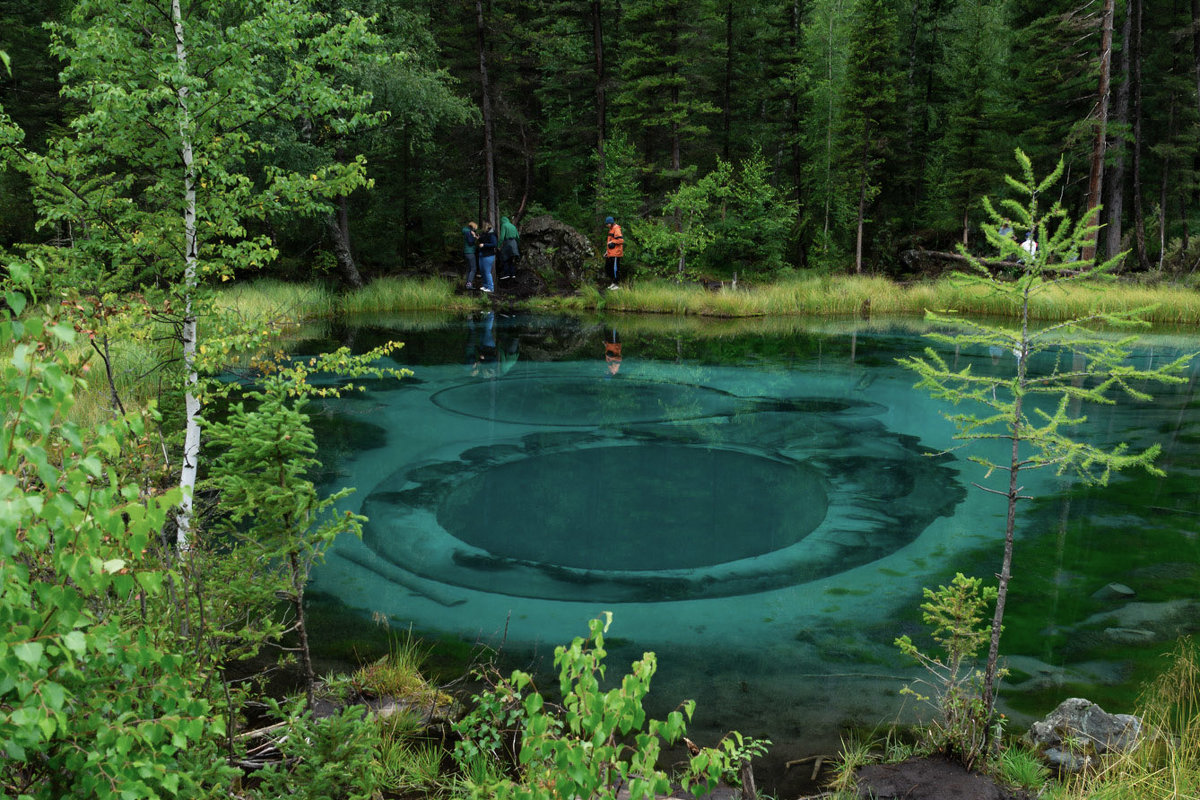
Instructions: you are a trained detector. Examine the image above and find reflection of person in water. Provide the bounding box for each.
[469,311,498,377]
[604,327,622,378]
[466,311,520,378]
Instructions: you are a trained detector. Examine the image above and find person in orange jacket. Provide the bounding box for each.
[604,215,624,289]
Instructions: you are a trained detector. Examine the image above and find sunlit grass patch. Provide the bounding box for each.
[339,276,472,314]
[213,278,336,322]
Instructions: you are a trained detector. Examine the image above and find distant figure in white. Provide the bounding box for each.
[1019,231,1038,263]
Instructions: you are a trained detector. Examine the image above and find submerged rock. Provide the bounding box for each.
[1091,582,1136,601]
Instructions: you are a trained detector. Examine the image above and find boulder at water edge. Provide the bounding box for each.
[1026,697,1141,772]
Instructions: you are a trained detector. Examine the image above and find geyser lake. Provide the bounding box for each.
[300,311,1200,759]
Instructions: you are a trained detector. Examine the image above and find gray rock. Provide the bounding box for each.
[516,215,596,292]
[1026,698,1141,772]
[1041,747,1093,773]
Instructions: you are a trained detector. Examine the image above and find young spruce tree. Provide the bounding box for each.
[900,149,1190,723]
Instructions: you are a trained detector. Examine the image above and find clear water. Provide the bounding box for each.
[304,312,1200,758]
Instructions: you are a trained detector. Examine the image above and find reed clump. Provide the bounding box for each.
[212,278,337,322]
[338,276,474,314]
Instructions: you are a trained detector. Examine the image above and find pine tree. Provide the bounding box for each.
[923,0,1013,247]
[611,0,720,189]
[840,0,902,272]
[795,0,854,263]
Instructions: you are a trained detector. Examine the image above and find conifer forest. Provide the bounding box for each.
[4,1,1200,798]
[1,0,1194,278]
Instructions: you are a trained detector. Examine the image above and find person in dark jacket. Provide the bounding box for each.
[498,215,520,282]
[462,221,479,289]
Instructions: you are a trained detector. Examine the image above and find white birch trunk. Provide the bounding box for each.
[172,0,201,552]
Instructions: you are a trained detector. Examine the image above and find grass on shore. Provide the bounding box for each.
[1050,638,1200,799]
[224,273,1200,328]
[55,271,1200,429]
[826,638,1200,799]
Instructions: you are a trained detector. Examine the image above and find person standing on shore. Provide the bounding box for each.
[604,215,624,290]
[462,221,479,289]
[477,222,498,293]
[498,215,520,283]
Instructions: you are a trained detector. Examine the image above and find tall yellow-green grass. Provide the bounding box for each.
[1053,639,1200,799]
[211,278,337,322]
[56,272,1200,428]
[217,275,1200,327]
[336,276,477,314]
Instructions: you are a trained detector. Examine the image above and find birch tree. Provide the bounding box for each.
[23,0,384,549]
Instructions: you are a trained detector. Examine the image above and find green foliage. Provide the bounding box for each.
[203,343,409,702]
[611,0,719,184]
[895,574,998,769]
[828,736,874,795]
[638,154,795,278]
[905,150,1188,488]
[252,701,384,800]
[15,0,381,297]
[0,276,229,798]
[708,151,797,274]
[638,163,730,278]
[452,613,768,800]
[597,130,645,230]
[377,735,446,796]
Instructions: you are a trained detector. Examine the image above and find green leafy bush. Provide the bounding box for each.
[252,702,383,800]
[0,276,230,798]
[453,613,768,800]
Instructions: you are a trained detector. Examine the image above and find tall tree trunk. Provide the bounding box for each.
[822,0,840,249]
[592,0,606,202]
[1082,0,1115,262]
[401,127,410,268]
[289,551,316,711]
[1193,0,1200,123]
[171,0,199,553]
[1159,94,1177,270]
[325,193,363,289]
[722,0,734,161]
[1132,0,1149,270]
[476,0,498,227]
[982,285,1032,719]
[326,145,364,289]
[1104,0,1132,262]
[854,123,871,274]
[790,0,804,262]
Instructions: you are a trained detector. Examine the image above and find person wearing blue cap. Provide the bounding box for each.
[604,215,623,290]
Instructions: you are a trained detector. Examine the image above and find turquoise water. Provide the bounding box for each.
[304,312,1200,759]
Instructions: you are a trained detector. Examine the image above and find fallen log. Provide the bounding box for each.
[899,249,1013,273]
